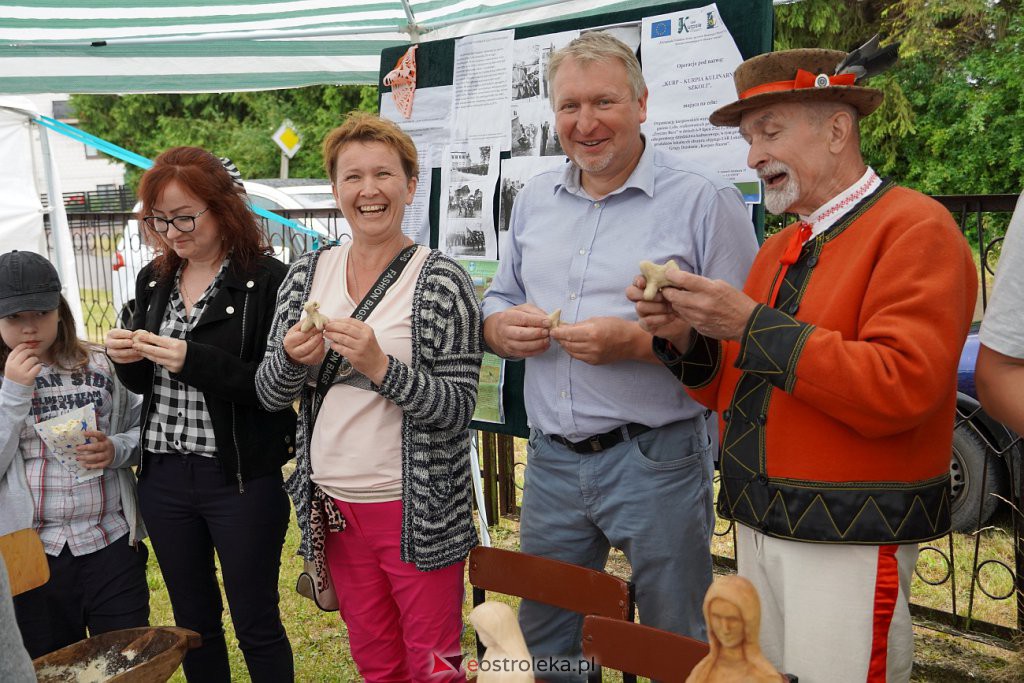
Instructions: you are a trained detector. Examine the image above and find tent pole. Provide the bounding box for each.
[33,121,87,337]
[35,124,66,286]
[400,0,423,42]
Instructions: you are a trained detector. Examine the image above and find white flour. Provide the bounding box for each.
[35,648,141,682]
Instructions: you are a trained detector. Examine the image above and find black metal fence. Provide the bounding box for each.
[929,194,1023,644]
[41,186,136,213]
[55,208,351,340]
[48,195,1024,647]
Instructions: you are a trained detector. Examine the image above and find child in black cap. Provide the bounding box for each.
[0,250,149,658]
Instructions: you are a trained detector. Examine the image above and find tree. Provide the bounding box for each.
[775,0,1024,195]
[70,85,378,186]
[71,2,1024,196]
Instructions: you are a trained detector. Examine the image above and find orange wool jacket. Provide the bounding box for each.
[657,182,977,544]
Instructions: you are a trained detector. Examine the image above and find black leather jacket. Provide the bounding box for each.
[113,255,297,489]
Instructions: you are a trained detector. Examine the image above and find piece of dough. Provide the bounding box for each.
[547,308,561,329]
[300,301,330,332]
[638,259,680,301]
[50,417,83,439]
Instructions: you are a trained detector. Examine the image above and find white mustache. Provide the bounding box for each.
[758,162,791,181]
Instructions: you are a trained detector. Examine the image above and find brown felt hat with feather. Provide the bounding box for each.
[710,48,885,127]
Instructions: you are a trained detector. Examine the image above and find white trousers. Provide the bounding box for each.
[736,525,919,683]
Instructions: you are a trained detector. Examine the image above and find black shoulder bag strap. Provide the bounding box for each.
[310,244,418,424]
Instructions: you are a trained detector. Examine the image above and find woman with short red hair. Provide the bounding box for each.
[106,147,296,682]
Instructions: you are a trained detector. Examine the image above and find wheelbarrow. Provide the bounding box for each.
[33,627,201,683]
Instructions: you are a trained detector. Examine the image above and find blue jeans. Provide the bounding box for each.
[518,417,714,670]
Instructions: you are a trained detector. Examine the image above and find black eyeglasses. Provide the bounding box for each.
[143,208,209,233]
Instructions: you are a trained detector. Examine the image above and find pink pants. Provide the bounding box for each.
[325,499,466,683]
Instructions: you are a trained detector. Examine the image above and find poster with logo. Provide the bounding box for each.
[640,4,760,202]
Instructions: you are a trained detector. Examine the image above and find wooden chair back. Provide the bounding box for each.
[582,614,710,683]
[0,528,49,596]
[467,546,634,683]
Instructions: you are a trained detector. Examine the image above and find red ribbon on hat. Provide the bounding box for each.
[740,69,857,100]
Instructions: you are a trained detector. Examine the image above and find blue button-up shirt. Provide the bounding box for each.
[482,142,758,441]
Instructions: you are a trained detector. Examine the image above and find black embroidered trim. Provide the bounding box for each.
[735,305,815,392]
[717,472,951,544]
[680,334,722,389]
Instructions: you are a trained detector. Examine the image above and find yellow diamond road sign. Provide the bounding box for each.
[273,120,302,159]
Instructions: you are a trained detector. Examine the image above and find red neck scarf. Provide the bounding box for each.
[767,221,813,308]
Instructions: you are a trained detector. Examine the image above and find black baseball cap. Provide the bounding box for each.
[0,251,62,317]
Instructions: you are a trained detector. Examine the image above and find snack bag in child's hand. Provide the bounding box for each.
[33,403,102,482]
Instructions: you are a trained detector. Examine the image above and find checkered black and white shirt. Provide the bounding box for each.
[142,259,229,457]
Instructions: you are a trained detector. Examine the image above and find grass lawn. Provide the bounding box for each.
[149,512,532,681]
[149,462,524,682]
[142,444,1022,681]
[148,503,360,682]
[79,288,118,344]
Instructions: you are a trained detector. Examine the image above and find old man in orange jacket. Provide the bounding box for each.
[630,46,977,683]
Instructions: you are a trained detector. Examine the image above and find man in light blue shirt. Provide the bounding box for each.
[481,31,757,665]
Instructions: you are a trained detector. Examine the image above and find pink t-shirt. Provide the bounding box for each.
[307,243,428,502]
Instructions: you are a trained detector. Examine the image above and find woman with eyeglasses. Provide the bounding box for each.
[105,147,297,683]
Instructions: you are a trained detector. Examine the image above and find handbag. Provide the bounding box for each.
[294,244,418,612]
[294,484,348,611]
[296,557,339,612]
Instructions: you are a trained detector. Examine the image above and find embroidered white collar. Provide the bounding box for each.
[799,167,881,241]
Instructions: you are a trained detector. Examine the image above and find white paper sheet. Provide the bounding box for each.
[451,30,514,150]
[401,162,432,245]
[381,84,453,169]
[508,30,578,159]
[33,403,102,483]
[439,140,502,259]
[640,4,758,190]
[381,85,456,245]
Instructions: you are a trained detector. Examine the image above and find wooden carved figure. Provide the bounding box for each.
[469,601,534,682]
[687,576,784,683]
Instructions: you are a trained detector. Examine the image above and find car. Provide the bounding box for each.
[111,179,345,325]
[951,322,1022,531]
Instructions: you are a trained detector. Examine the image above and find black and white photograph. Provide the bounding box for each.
[440,138,501,260]
[511,55,540,101]
[450,144,493,178]
[498,176,525,233]
[445,221,489,257]
[510,30,578,103]
[497,155,568,258]
[447,183,485,219]
[511,102,563,157]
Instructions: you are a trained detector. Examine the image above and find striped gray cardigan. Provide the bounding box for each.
[255,246,482,571]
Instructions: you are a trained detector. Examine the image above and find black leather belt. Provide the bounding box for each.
[549,422,651,454]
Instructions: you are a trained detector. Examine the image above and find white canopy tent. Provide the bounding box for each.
[0,97,85,336]
[0,0,677,341]
[0,0,666,94]
[0,0,762,338]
